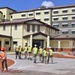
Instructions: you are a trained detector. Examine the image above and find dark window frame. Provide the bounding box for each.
[27,25,30,32]
[44,12,49,14]
[62,10,68,13]
[3,25,6,30]
[32,25,35,32]
[14,25,17,30]
[37,25,40,32]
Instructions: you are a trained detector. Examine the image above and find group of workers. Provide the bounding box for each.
[15,44,53,64]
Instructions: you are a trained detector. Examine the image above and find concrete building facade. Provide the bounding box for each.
[0,5,75,51]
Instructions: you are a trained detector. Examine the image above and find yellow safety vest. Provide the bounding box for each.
[39,48,43,54]
[15,46,18,51]
[24,47,28,52]
[28,47,31,52]
[33,47,37,54]
[43,50,46,56]
[49,49,53,55]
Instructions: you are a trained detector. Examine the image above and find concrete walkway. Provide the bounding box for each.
[7,53,75,75]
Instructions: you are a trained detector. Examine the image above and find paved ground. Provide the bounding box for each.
[1,52,75,75]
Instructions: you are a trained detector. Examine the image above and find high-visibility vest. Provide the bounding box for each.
[15,46,18,51]
[28,47,31,52]
[43,50,46,56]
[49,49,53,55]
[0,51,6,60]
[24,46,28,52]
[39,48,43,54]
[33,47,38,54]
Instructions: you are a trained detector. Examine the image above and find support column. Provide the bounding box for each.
[47,36,50,48]
[58,40,61,51]
[69,40,73,51]
[30,35,33,48]
[2,38,5,46]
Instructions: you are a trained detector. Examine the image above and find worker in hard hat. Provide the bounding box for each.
[33,44,38,63]
[24,45,28,59]
[39,46,43,61]
[0,46,8,71]
[18,45,22,59]
[15,45,19,59]
[42,48,47,64]
[47,47,53,64]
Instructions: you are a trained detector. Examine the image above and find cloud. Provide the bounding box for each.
[41,1,54,7]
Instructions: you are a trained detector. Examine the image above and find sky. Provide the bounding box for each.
[0,0,75,11]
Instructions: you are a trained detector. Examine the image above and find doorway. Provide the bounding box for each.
[33,40,44,48]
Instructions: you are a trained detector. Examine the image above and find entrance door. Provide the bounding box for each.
[33,40,44,48]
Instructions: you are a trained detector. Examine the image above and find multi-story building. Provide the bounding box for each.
[0,5,75,51]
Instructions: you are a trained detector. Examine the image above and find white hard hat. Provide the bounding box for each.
[34,44,37,46]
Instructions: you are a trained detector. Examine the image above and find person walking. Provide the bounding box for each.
[15,45,19,59]
[18,46,22,59]
[47,47,53,64]
[39,46,43,61]
[33,44,38,63]
[42,48,47,64]
[27,45,32,60]
[0,46,8,72]
[24,45,28,59]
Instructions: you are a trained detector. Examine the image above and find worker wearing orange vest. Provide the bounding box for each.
[0,46,8,71]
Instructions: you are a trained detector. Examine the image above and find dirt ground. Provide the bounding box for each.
[0,59,14,70]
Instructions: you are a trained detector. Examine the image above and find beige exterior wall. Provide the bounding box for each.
[0,25,11,36]
[12,24,23,38]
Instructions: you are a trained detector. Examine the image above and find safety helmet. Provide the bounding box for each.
[1,46,6,51]
[34,44,37,47]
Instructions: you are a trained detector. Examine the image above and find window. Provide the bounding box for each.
[53,11,58,14]
[62,30,68,34]
[4,15,5,18]
[62,23,68,27]
[44,12,49,14]
[62,17,68,20]
[14,25,17,30]
[72,30,75,34]
[37,25,40,32]
[53,25,59,28]
[72,9,75,12]
[53,18,58,21]
[44,18,49,21]
[13,41,17,44]
[29,14,33,16]
[3,25,6,30]
[21,14,26,17]
[53,23,59,28]
[72,24,75,27]
[36,12,41,15]
[11,16,13,18]
[72,17,75,19]
[62,10,68,13]
[5,41,9,44]
[32,25,35,32]
[27,25,30,32]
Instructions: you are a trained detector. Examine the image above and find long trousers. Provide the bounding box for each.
[15,51,19,59]
[33,54,37,63]
[47,55,53,63]
[2,59,8,71]
[39,54,42,61]
[19,52,21,59]
[42,56,46,63]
